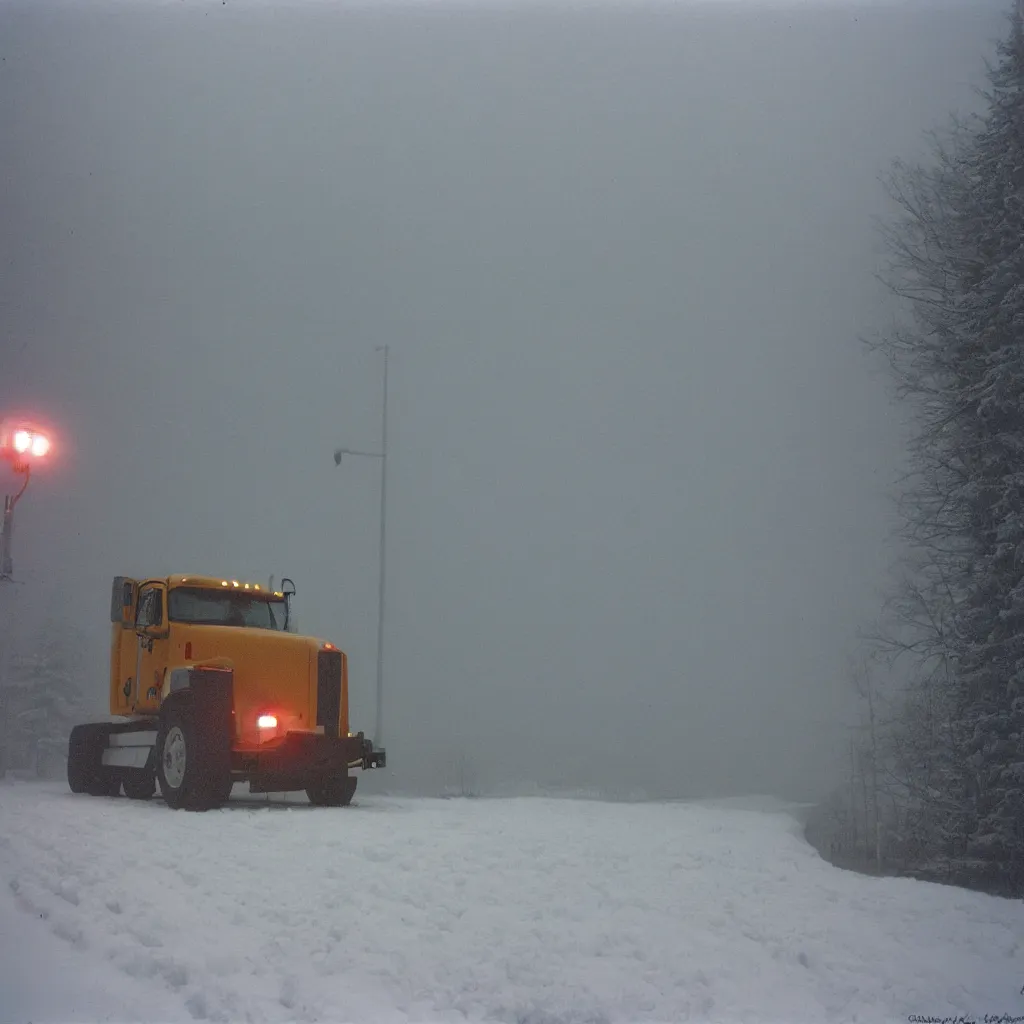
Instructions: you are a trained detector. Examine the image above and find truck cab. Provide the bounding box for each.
[67,574,385,810]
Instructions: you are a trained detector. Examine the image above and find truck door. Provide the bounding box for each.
[110,577,138,714]
[133,582,169,714]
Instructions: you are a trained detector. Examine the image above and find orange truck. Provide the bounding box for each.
[67,574,385,810]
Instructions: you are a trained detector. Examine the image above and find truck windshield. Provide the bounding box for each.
[168,587,288,630]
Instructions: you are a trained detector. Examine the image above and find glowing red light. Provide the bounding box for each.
[257,714,278,730]
[5,426,50,459]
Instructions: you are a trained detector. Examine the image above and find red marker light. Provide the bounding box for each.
[257,714,278,730]
[13,430,31,454]
[30,435,49,457]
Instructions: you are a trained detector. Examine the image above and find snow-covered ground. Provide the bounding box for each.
[1,782,1021,1023]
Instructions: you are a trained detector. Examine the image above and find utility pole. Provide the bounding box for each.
[333,344,389,749]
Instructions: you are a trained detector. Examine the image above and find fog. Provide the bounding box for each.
[0,0,1006,801]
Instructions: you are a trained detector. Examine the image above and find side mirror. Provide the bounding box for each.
[134,586,168,638]
[111,576,137,627]
[281,577,296,632]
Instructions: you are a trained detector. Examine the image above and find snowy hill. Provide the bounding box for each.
[1,782,1021,1023]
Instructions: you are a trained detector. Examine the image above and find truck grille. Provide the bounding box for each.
[316,650,342,737]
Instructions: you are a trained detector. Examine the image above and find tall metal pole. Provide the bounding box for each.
[374,344,389,749]
[0,496,15,580]
[0,465,30,581]
[332,347,389,750]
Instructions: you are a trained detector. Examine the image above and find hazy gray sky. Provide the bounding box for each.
[0,0,1007,800]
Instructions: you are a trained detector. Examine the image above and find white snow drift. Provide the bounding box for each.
[1,782,1021,1023]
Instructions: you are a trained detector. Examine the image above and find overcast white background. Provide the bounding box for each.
[0,0,1008,799]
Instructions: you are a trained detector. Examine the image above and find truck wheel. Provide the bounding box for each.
[306,774,357,807]
[156,705,230,811]
[206,774,233,808]
[88,775,122,797]
[123,769,155,800]
[67,726,95,794]
[157,708,202,810]
[68,725,119,796]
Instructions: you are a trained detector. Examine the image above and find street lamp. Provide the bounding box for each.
[0,419,52,581]
[333,344,389,749]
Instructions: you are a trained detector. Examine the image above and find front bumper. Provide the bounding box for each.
[235,731,386,793]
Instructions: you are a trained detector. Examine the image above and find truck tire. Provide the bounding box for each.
[68,725,120,796]
[305,773,357,807]
[122,769,155,800]
[67,726,95,794]
[206,774,234,808]
[156,703,231,811]
[89,775,122,797]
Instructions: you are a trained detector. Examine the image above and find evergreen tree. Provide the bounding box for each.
[0,621,88,777]
[951,7,1024,892]
[874,5,1024,894]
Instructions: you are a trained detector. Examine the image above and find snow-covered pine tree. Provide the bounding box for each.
[948,7,1024,894]
[874,4,1024,895]
[0,621,88,777]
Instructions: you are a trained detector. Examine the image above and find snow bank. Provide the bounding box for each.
[1,781,1021,1023]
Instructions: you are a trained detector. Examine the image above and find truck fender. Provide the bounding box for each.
[160,658,235,701]
[157,667,235,772]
